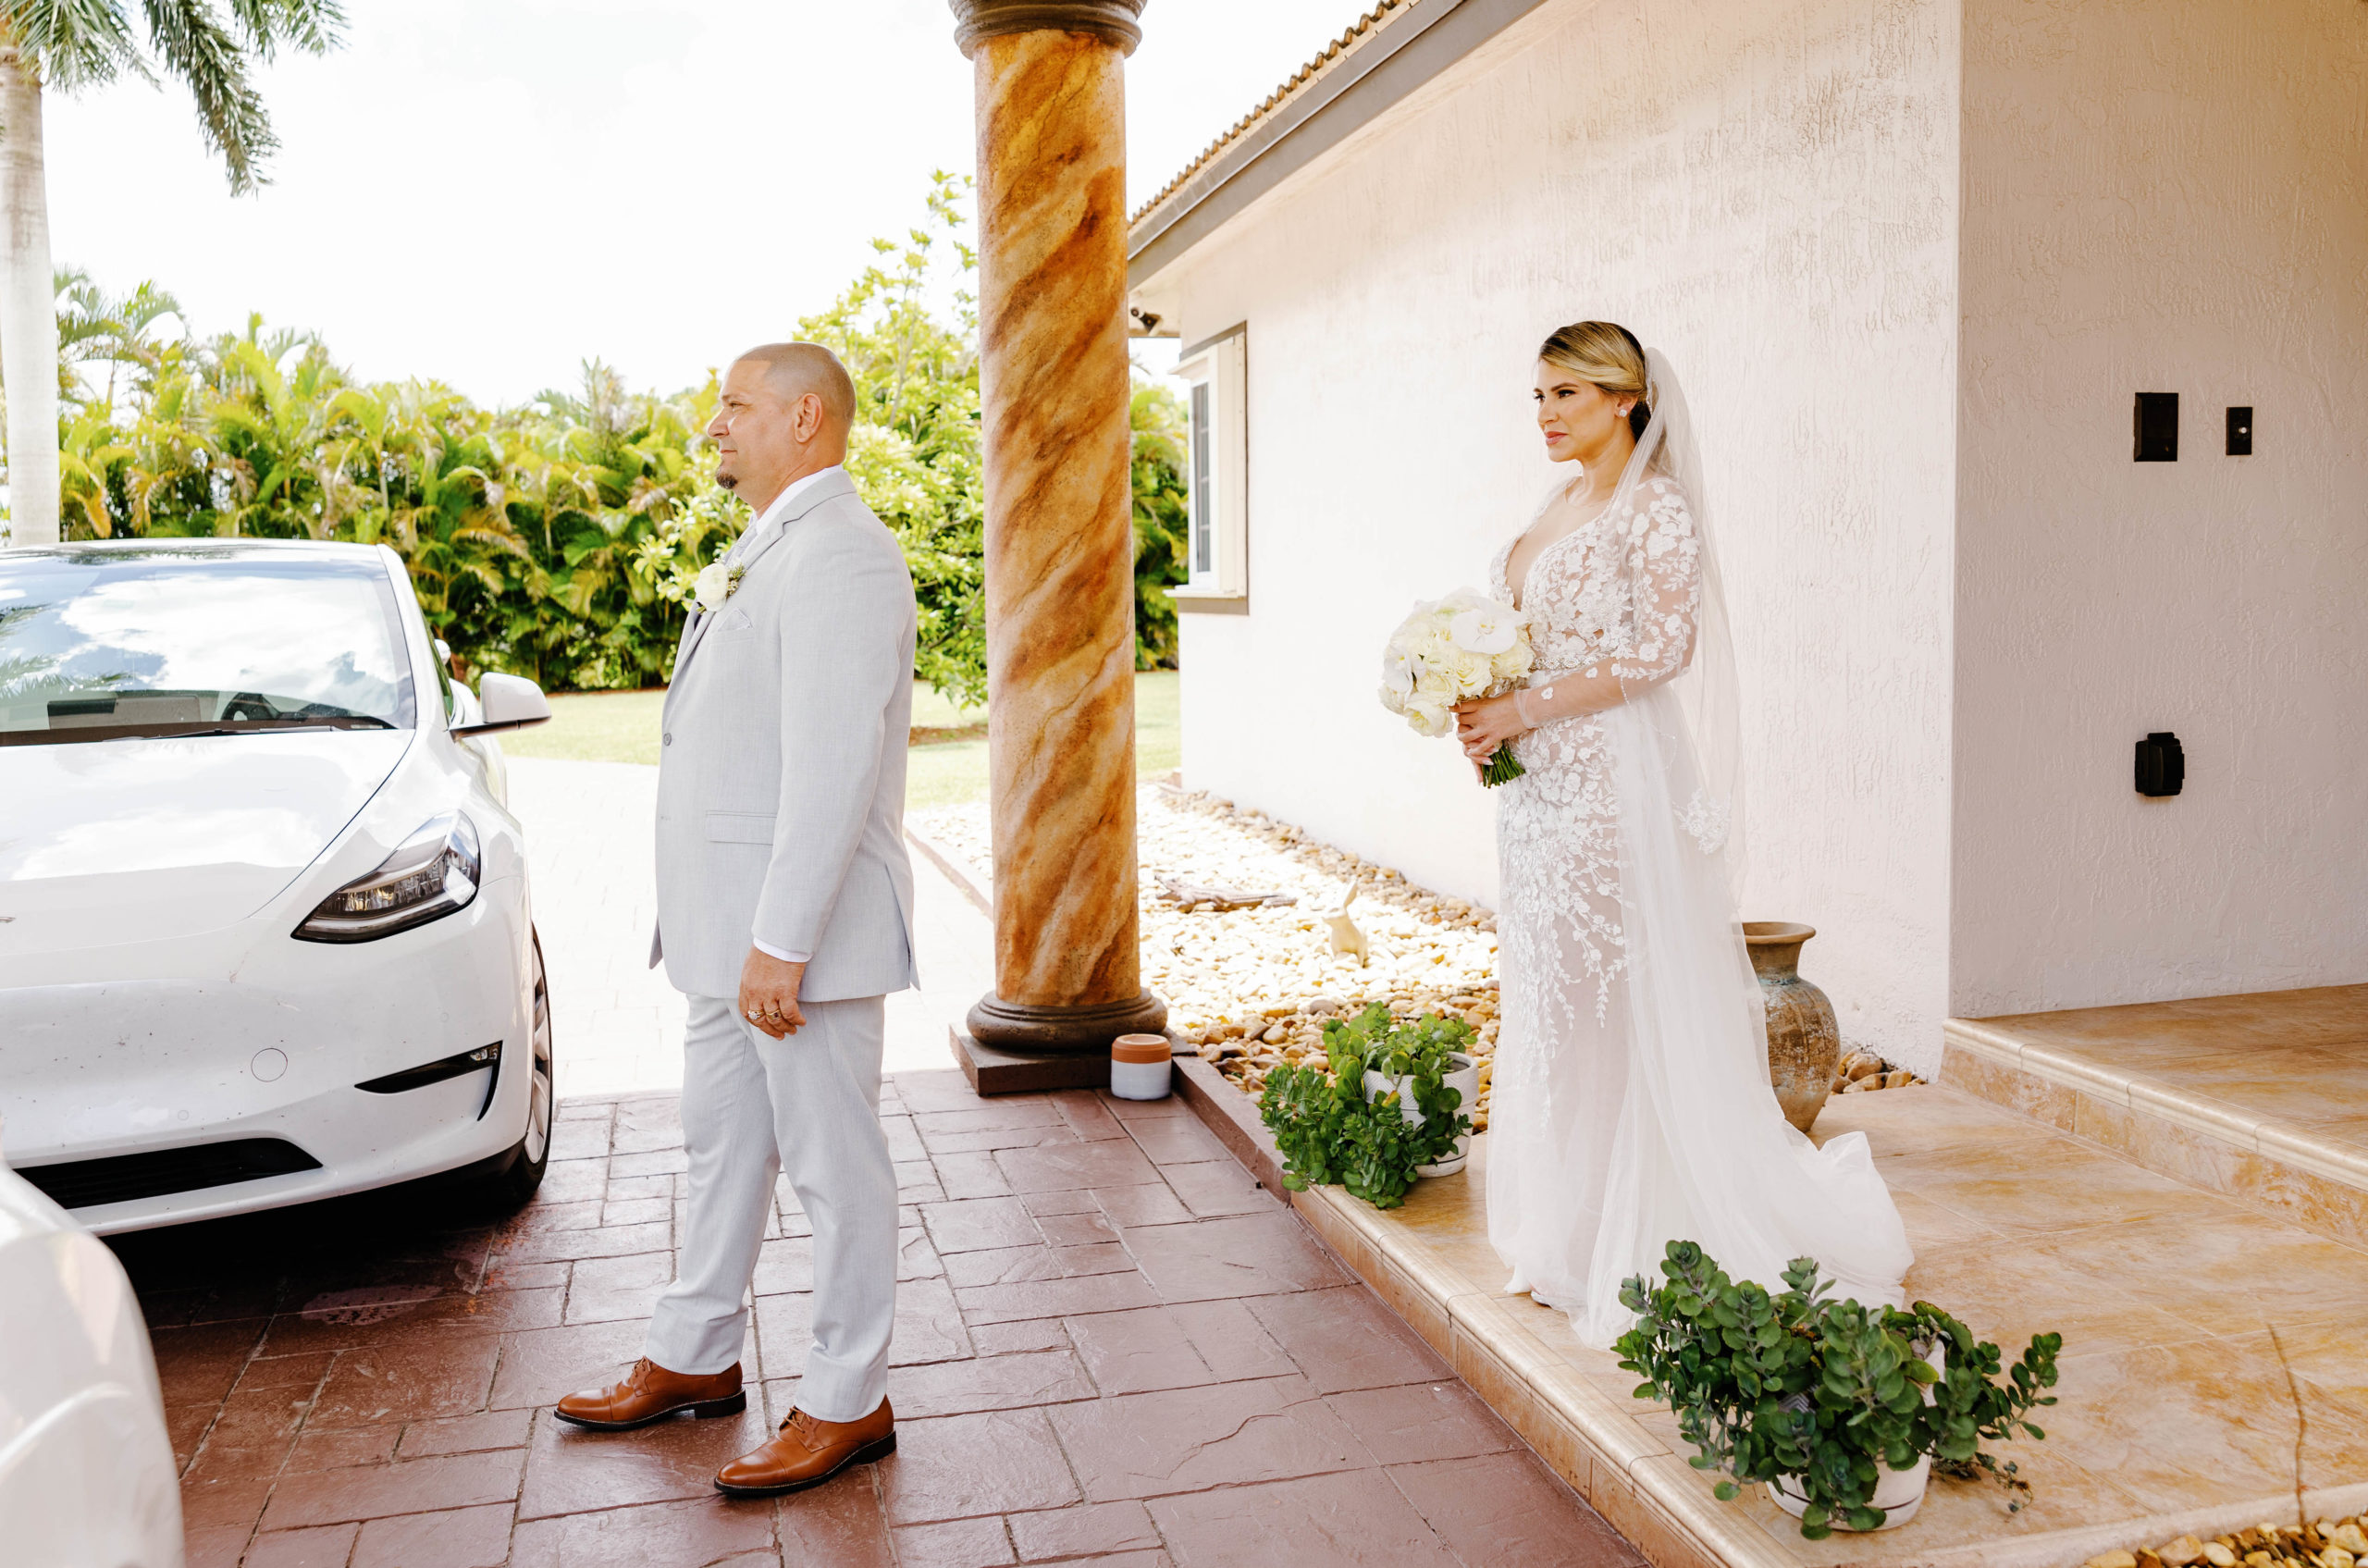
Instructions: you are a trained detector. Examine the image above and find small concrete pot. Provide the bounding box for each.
[1362,1052,1482,1178]
[1745,921,1841,1134]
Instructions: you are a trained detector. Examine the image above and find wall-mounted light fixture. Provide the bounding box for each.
[2135,732,2185,797]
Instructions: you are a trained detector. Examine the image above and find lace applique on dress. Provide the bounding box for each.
[1487,476,1701,1030]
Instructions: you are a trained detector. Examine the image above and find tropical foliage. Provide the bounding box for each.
[41,177,1190,696]
[0,0,348,545]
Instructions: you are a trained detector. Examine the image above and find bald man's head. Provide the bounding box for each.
[736,342,857,432]
[707,342,857,508]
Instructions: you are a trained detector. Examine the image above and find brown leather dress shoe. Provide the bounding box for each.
[552,1358,746,1431]
[713,1399,895,1497]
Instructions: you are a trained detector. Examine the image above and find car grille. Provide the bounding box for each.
[12,1138,323,1210]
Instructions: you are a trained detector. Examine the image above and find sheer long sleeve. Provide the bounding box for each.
[1512,478,1700,726]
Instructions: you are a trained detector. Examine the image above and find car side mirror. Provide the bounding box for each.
[453,672,551,735]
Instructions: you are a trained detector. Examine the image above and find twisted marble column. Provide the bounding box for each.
[956,0,1166,1052]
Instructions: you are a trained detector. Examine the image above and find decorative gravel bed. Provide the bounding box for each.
[912,784,1504,1130]
[912,784,1930,1136]
[2092,1517,2368,1568]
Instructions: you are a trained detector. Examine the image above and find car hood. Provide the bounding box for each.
[0,731,413,956]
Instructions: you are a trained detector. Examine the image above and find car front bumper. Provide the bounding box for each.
[0,876,535,1234]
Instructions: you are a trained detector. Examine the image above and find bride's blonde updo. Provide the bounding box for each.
[1538,320,1651,438]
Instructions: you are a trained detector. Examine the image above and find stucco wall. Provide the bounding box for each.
[1149,0,1962,1068]
[1952,0,2368,1016]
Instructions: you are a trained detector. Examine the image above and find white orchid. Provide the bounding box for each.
[1449,603,1519,656]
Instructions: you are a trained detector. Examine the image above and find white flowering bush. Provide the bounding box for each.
[1379,589,1535,785]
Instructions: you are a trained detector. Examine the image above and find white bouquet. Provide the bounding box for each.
[1378,589,1535,787]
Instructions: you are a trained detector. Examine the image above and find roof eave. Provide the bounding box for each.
[1126,0,1547,291]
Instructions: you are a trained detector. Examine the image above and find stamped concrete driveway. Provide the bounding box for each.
[128,1075,1643,1567]
[113,757,1642,1566]
[507,756,996,1097]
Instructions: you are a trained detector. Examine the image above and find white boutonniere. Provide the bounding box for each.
[692,561,745,612]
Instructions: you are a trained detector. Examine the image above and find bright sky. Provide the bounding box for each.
[46,0,1362,405]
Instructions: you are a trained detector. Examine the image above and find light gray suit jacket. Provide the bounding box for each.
[648,470,921,1002]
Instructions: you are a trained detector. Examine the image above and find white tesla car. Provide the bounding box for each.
[0,1154,182,1566]
[0,539,556,1234]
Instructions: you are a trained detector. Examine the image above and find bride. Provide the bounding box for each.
[1452,321,1911,1349]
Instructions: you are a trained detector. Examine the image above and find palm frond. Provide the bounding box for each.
[6,0,152,91]
[221,0,341,56]
[140,0,274,192]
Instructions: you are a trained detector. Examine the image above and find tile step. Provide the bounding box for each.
[1174,1052,2368,1568]
[1941,1017,2368,1251]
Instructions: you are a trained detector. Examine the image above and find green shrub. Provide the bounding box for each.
[1615,1241,2061,1537]
[1257,1004,1474,1209]
[43,176,1190,696]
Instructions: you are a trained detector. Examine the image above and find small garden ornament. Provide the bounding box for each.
[1324,884,1370,967]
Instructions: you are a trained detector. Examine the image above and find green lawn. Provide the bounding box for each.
[504,672,1178,809]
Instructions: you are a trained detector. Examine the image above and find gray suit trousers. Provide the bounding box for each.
[641,993,895,1423]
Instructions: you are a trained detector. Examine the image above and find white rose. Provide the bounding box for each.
[693,562,734,611]
[1403,696,1450,737]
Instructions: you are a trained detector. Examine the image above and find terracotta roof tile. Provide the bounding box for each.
[1129,2,1413,230]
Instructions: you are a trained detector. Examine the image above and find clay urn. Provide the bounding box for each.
[1744,921,1841,1133]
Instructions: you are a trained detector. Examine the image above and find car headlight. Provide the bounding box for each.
[293,812,481,943]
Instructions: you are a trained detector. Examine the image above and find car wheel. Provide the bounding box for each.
[480,930,555,1210]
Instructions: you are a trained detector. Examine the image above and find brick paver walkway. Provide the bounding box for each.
[123,1071,1641,1568]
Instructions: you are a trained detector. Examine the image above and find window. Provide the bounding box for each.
[1174,324,1247,608]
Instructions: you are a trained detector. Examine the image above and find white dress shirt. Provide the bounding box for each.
[742,465,849,968]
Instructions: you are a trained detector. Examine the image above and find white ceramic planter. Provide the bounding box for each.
[1763,1342,1944,1531]
[1362,1052,1481,1178]
[1765,1455,1930,1530]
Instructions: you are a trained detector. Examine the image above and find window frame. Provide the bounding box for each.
[1171,323,1248,611]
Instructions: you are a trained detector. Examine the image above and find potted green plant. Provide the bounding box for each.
[1615,1241,2062,1537]
[1258,1005,1474,1207]
[1338,1005,1483,1177]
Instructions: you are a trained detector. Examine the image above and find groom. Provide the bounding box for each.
[553,342,919,1497]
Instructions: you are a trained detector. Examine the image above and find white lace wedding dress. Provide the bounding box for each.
[1485,461,1912,1350]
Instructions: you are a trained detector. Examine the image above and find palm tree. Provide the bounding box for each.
[0,0,344,546]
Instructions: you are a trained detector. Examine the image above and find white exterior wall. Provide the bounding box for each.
[1952,0,2368,1016]
[1154,0,1962,1068]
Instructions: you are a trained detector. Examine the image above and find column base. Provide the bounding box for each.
[949,1028,1152,1096]
[964,989,1167,1054]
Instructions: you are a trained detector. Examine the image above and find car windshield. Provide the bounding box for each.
[0,545,417,746]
